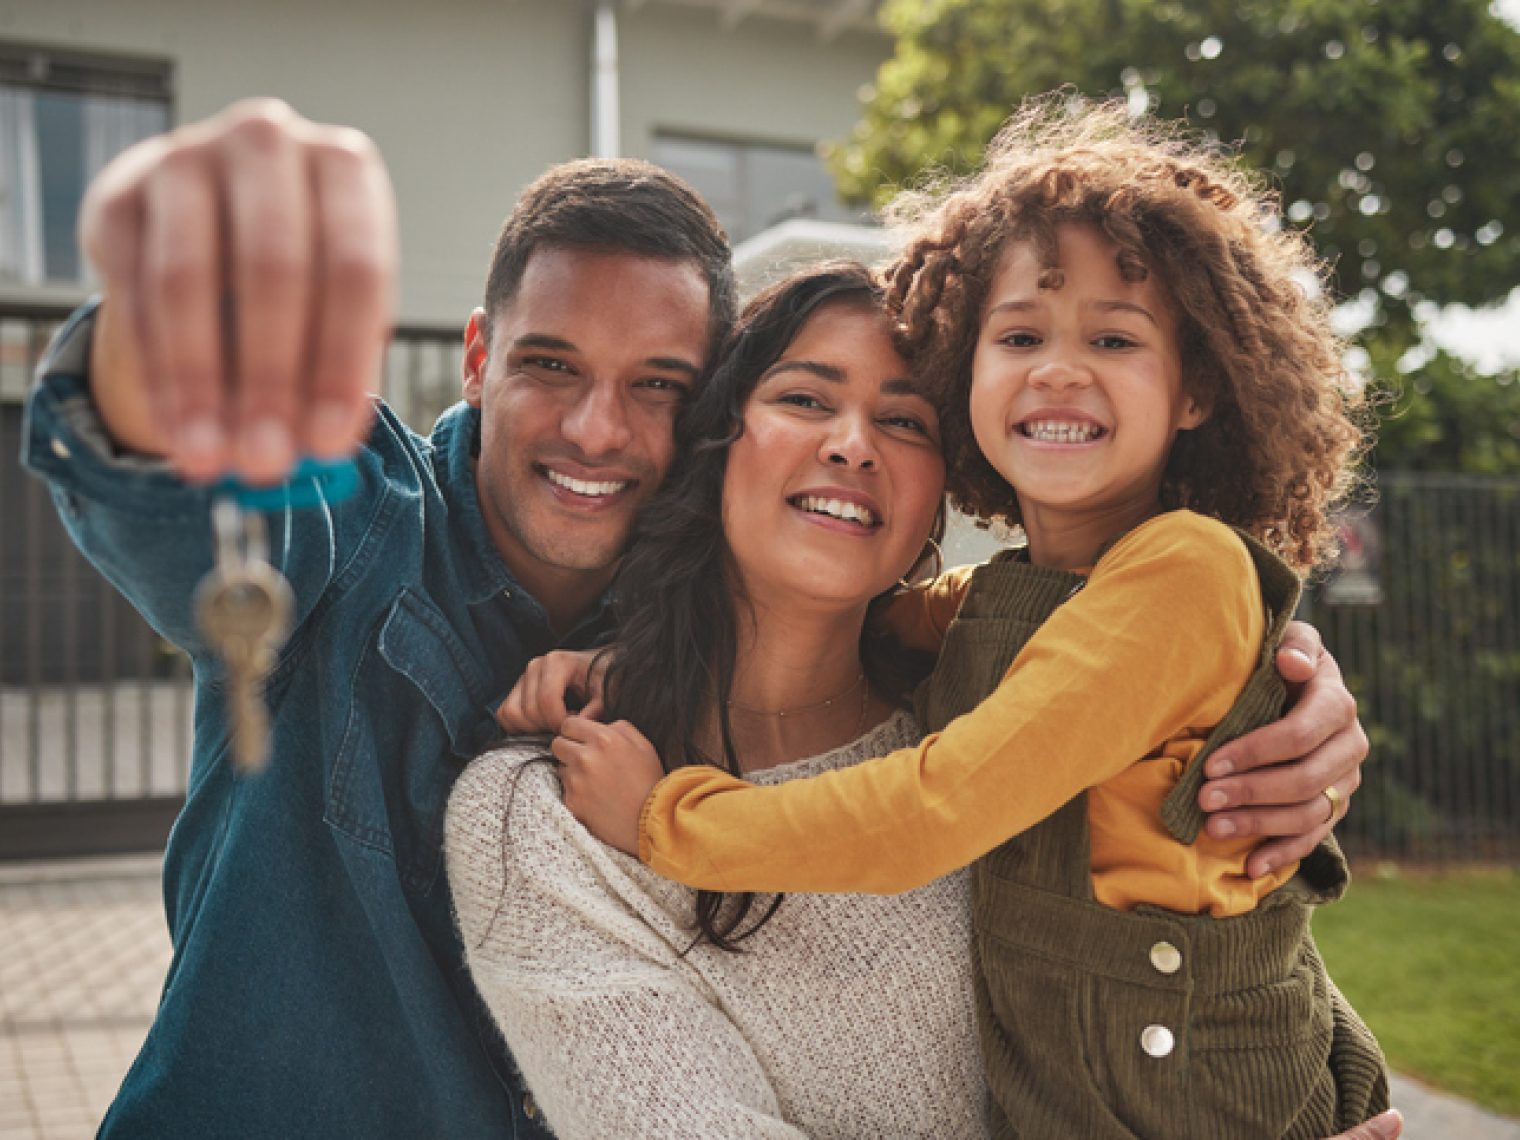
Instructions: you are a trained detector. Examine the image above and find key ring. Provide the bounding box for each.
[210,497,270,569]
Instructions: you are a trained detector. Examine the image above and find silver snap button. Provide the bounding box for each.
[1149,940,1182,975]
[1141,1024,1175,1058]
[51,437,72,460]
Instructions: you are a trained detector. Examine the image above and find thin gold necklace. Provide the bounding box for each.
[726,671,867,719]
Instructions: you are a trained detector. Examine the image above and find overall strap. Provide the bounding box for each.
[1159,529,1302,843]
[915,551,1097,900]
[913,550,1083,733]
[1152,529,1351,901]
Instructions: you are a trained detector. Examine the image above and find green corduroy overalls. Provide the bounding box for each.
[918,529,1389,1139]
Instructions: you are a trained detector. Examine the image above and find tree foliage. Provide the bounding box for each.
[1364,341,1520,473]
[830,0,1520,471]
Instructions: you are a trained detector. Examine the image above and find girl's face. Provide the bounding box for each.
[722,301,946,614]
[970,224,1206,562]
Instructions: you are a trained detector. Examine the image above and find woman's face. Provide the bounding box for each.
[722,301,946,613]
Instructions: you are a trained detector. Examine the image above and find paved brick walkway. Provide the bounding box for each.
[1,854,1515,1139]
[0,856,168,1140]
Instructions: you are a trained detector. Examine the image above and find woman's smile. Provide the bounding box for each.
[787,489,883,532]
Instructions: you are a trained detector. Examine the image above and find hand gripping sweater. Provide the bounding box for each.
[444,711,991,1140]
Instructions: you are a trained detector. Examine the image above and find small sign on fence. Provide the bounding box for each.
[1324,509,1384,607]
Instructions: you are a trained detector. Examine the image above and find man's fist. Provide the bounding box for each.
[80,98,397,484]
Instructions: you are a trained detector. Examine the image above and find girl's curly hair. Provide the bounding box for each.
[883,95,1369,572]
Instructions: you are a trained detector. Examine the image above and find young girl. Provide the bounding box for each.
[552,99,1389,1137]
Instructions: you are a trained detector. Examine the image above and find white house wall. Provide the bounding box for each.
[618,5,887,160]
[1,0,889,325]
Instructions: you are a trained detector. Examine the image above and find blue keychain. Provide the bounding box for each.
[196,457,358,772]
[215,456,359,510]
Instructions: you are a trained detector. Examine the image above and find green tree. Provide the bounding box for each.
[1364,340,1520,473]
[835,0,1520,858]
[831,0,1520,472]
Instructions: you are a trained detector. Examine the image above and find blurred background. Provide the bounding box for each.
[0,0,1516,1131]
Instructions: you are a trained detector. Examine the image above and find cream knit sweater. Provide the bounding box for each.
[445,711,990,1139]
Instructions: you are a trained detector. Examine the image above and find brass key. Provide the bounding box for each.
[195,498,294,773]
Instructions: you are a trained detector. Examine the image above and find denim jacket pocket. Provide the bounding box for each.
[325,589,497,895]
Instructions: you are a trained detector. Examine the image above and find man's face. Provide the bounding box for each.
[462,247,711,619]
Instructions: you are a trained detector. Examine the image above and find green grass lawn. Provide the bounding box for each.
[1312,864,1520,1118]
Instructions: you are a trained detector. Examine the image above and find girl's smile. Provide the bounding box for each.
[1013,409,1108,445]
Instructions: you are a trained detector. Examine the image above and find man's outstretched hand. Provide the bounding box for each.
[80,98,397,485]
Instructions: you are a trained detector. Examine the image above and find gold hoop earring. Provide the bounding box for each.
[897,536,945,590]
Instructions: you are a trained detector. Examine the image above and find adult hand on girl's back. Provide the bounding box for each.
[552,715,663,855]
[1197,620,1368,878]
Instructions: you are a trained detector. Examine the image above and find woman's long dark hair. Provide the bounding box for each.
[601,260,934,950]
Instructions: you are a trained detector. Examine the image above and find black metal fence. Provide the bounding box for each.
[1303,473,1520,863]
[3,300,1518,862]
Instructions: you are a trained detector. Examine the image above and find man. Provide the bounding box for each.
[23,100,1375,1138]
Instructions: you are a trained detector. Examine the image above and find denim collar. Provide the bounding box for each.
[431,401,613,638]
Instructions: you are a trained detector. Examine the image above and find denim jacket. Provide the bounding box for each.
[22,303,605,1138]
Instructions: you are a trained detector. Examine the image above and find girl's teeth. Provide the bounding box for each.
[796,495,878,526]
[1022,420,1100,443]
[546,469,628,497]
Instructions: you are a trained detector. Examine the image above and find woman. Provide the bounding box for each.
[444,263,1399,1140]
[446,262,984,1138]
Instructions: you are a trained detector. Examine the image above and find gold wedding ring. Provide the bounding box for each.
[1322,784,1342,824]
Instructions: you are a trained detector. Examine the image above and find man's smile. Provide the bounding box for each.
[541,465,634,499]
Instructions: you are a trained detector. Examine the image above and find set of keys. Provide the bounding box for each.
[195,499,293,773]
[193,459,357,774]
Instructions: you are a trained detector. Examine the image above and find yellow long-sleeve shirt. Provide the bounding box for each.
[639,511,1298,916]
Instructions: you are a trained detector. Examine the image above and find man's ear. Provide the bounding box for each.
[462,308,490,408]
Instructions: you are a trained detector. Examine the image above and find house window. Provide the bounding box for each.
[652,134,865,243]
[0,44,170,287]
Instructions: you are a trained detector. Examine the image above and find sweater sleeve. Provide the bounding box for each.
[445,749,807,1140]
[639,513,1263,895]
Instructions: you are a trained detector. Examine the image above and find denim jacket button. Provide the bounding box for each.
[523,1093,539,1120]
[51,437,72,459]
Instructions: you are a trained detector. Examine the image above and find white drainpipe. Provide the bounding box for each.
[591,0,620,158]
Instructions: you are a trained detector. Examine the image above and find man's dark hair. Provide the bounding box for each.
[483,158,737,358]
